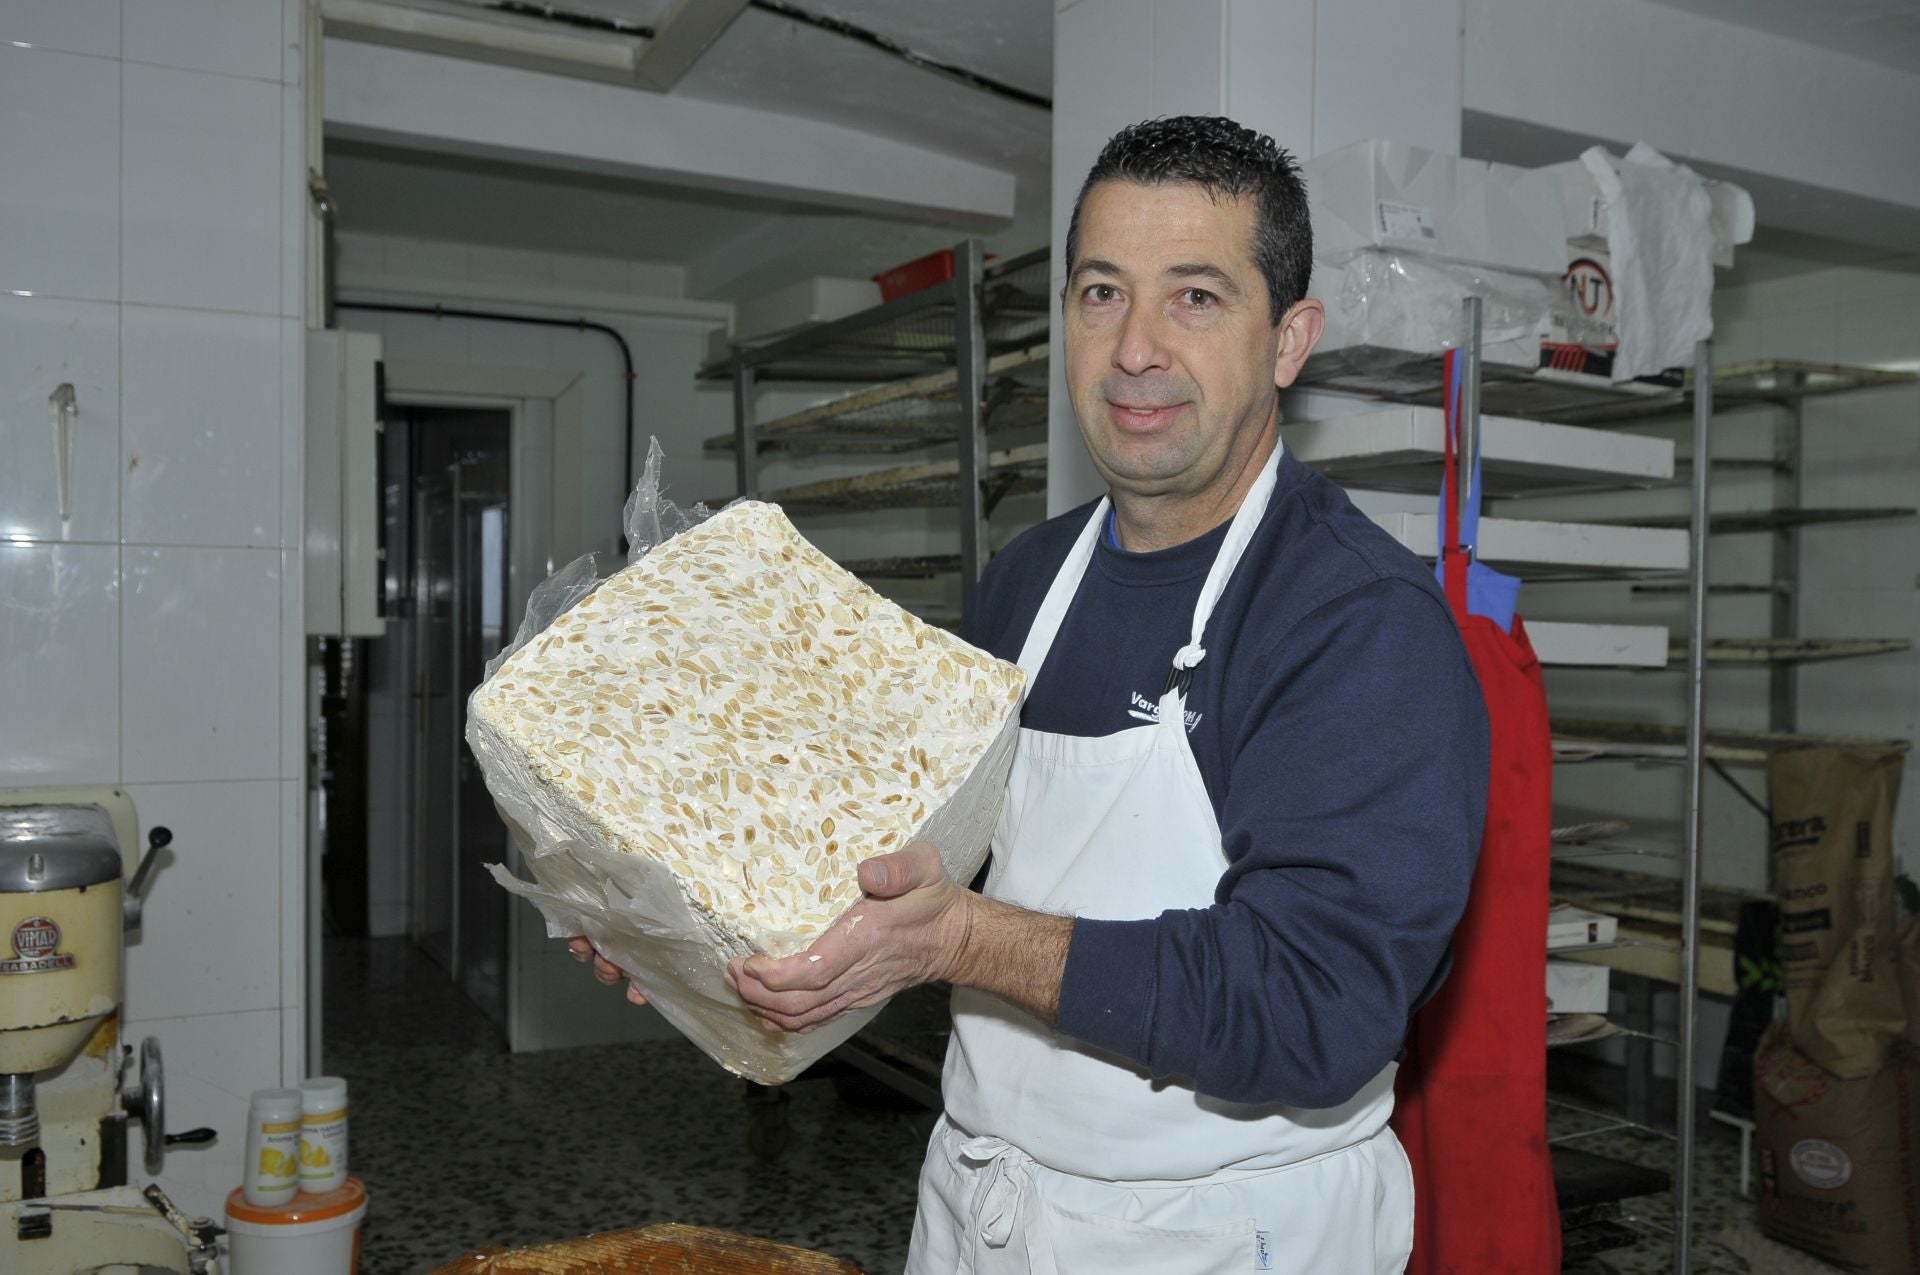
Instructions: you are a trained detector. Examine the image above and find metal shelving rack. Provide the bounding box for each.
[703,242,1051,618]
[1516,352,1917,1271]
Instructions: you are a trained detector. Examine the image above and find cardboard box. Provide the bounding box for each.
[1548,905,1619,950]
[1546,960,1611,1013]
[1303,140,1567,275]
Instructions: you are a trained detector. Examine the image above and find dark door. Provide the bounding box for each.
[406,406,513,1026]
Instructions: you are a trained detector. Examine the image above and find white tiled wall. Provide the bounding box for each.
[0,0,309,1224]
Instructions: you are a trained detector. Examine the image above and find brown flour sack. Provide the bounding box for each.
[1754,1025,1920,1274]
[1768,747,1907,1078]
[468,495,1024,1082]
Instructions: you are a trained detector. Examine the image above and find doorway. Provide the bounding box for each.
[378,404,514,1027]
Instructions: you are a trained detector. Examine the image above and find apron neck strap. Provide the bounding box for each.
[1015,496,1110,681]
[1015,442,1284,690]
[1163,443,1281,695]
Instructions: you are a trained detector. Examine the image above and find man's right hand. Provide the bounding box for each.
[568,937,648,1006]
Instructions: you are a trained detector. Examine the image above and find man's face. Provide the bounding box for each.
[1064,180,1314,503]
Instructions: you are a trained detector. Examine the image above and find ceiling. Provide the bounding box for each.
[1645,0,1920,76]
[326,1,1053,300]
[332,0,1920,301]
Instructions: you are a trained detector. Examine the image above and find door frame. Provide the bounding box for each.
[338,360,587,1053]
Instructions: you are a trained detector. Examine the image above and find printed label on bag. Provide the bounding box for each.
[1789,1138,1852,1189]
[1376,200,1436,243]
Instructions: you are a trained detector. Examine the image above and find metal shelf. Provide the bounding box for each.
[1713,358,1919,399]
[1524,359,1918,425]
[836,554,964,579]
[1551,861,1758,934]
[697,248,1051,384]
[744,442,1048,514]
[1548,1013,1677,1050]
[1552,716,1911,764]
[1631,581,1787,597]
[1586,505,1915,534]
[702,342,1049,456]
[1293,345,1681,419]
[1671,636,1911,665]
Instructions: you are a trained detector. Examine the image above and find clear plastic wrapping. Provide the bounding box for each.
[466,441,1022,1083]
[1312,249,1566,371]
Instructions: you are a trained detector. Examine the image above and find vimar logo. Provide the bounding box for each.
[1127,690,1203,733]
[2,916,76,975]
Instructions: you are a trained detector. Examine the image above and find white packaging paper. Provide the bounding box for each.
[1305,139,1568,275]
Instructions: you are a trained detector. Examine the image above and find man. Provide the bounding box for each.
[581,116,1487,1273]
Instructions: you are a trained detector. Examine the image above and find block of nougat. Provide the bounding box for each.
[467,500,1024,1080]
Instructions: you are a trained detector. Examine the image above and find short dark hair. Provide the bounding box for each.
[1064,115,1312,326]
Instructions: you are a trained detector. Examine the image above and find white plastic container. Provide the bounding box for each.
[298,1076,349,1193]
[243,1088,303,1207]
[225,1178,366,1274]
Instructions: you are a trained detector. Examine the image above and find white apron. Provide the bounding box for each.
[908,450,1413,1275]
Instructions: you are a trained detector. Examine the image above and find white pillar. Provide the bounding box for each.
[1048,0,1464,511]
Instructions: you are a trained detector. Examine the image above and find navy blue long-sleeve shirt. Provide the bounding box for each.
[965,448,1489,1110]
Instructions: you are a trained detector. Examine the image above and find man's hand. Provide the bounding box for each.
[729,843,973,1033]
[567,937,648,1006]
[733,842,1075,1034]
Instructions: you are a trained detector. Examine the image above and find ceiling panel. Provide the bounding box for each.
[673,5,1049,176]
[1645,0,1920,75]
[801,0,1052,99]
[324,141,792,262]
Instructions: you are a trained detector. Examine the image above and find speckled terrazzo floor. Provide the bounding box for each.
[326,937,1791,1274]
[323,937,933,1273]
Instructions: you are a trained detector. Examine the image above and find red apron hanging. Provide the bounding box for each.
[1391,352,1561,1273]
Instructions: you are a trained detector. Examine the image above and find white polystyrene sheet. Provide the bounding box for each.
[1284,405,1673,495]
[1368,512,1689,577]
[1525,621,1670,668]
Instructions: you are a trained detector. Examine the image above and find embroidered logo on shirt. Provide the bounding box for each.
[1126,690,1202,732]
[1255,1230,1272,1270]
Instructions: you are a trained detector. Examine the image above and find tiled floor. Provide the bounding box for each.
[326,937,1790,1274]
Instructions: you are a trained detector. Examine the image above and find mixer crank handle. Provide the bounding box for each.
[123,825,171,931]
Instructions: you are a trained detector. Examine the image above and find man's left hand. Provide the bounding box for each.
[730,842,972,1033]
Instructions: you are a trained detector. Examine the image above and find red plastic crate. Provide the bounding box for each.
[872,248,995,302]
[873,249,957,302]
